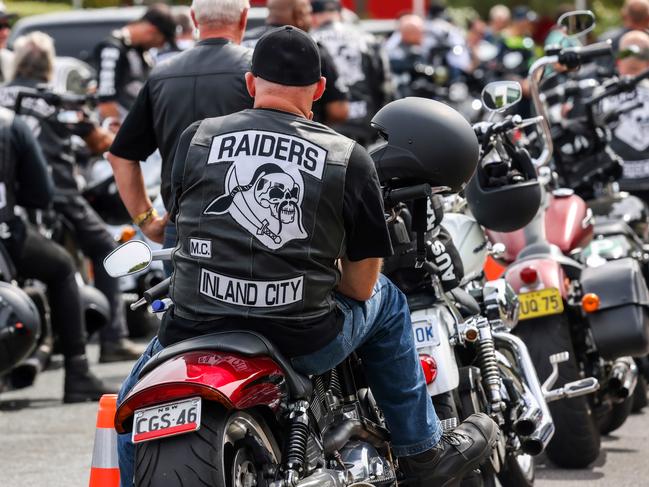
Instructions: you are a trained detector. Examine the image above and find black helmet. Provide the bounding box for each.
[0,282,41,375]
[465,144,541,232]
[370,98,480,192]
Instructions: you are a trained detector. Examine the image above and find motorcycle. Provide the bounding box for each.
[543,62,649,416]
[482,11,649,468]
[106,183,489,487]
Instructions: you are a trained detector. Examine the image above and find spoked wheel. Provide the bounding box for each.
[135,403,281,487]
[498,451,534,487]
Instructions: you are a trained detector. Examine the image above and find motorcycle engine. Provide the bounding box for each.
[340,441,394,486]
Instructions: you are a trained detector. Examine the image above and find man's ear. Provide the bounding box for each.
[313,77,327,101]
[245,72,256,98]
[238,8,249,43]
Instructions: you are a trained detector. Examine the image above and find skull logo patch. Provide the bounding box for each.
[204,162,308,250]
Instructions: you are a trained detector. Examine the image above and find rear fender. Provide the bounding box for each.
[504,258,569,299]
[115,351,288,433]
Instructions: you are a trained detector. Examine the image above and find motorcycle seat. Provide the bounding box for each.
[449,288,481,318]
[516,242,583,279]
[594,220,639,241]
[139,330,313,400]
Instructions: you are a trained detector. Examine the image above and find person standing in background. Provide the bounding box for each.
[107,0,254,259]
[0,3,15,82]
[156,6,196,63]
[93,3,177,121]
[243,0,349,125]
[311,0,392,146]
[607,30,649,200]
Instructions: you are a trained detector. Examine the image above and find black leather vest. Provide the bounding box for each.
[311,21,378,140]
[0,107,16,223]
[171,109,353,323]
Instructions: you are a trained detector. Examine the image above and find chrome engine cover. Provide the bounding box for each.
[339,441,395,486]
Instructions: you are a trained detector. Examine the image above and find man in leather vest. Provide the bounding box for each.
[2,32,143,363]
[0,106,114,403]
[94,3,176,121]
[116,26,497,486]
[609,30,649,199]
[310,0,392,146]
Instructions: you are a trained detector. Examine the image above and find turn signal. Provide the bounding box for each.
[120,226,137,243]
[420,354,438,384]
[582,293,600,313]
[520,267,538,285]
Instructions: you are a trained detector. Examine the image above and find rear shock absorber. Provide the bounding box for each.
[283,400,310,486]
[475,317,505,415]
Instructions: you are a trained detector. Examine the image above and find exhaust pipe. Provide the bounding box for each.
[513,406,542,437]
[521,421,554,456]
[609,357,638,400]
[494,331,555,454]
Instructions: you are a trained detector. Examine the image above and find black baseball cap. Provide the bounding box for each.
[252,26,322,87]
[141,4,177,45]
[311,0,341,14]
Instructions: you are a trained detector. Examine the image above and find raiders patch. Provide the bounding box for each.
[203,130,327,250]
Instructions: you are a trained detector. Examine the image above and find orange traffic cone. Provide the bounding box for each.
[89,394,120,487]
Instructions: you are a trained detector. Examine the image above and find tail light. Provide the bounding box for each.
[581,293,600,313]
[520,267,538,285]
[420,354,438,384]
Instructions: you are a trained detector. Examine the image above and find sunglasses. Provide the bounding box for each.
[618,45,649,61]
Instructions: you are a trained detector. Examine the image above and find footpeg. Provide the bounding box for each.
[541,352,600,403]
[440,417,459,431]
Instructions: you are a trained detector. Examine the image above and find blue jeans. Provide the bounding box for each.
[116,275,441,485]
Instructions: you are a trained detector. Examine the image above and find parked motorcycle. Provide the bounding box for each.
[472,11,649,469]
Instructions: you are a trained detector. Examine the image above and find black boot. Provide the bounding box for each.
[400,413,499,487]
[63,355,117,403]
[100,338,147,363]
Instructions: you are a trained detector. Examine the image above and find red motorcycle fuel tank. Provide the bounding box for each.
[487,189,594,262]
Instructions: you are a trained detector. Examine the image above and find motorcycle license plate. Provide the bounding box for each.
[132,397,201,444]
[413,319,440,348]
[518,288,564,321]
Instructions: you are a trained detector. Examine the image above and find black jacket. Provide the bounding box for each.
[110,38,255,210]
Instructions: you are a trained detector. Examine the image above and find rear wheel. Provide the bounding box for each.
[515,315,600,469]
[135,403,280,487]
[598,395,633,435]
[498,452,535,487]
[632,374,648,413]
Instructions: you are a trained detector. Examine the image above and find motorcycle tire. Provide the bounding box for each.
[632,374,648,413]
[497,452,535,487]
[599,395,633,435]
[514,315,601,469]
[135,403,280,487]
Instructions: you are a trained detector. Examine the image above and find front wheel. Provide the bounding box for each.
[515,315,601,469]
[135,403,280,487]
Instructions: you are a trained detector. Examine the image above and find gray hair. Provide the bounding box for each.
[13,31,55,82]
[191,0,250,26]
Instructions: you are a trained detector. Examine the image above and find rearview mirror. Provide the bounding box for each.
[481,81,522,112]
[103,240,152,278]
[558,10,596,38]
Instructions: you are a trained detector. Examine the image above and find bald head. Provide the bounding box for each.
[245,72,326,119]
[489,4,511,33]
[623,0,649,29]
[267,0,312,31]
[619,30,649,75]
[399,14,424,46]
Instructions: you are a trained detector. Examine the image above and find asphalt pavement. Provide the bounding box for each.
[1,344,648,487]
